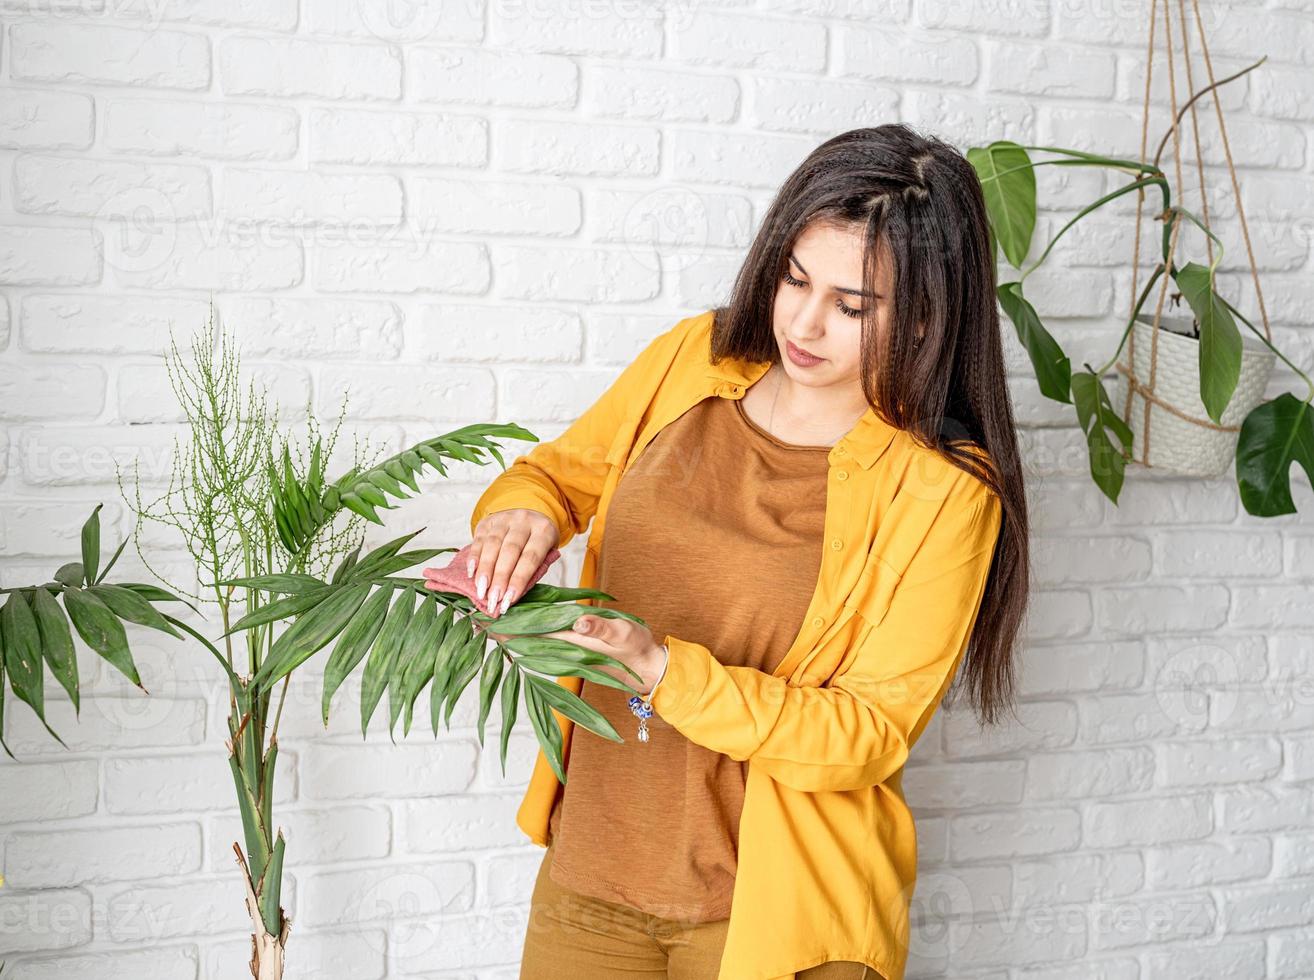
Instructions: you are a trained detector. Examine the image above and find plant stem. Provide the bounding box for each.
[1019,175,1169,285]
[1096,263,1167,377]
[1153,56,1268,169]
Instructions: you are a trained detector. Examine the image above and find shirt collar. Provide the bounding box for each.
[704,357,898,470]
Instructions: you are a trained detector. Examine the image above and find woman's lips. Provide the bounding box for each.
[787,340,824,366]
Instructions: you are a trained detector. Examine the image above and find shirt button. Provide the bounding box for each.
[836,470,849,481]
[811,615,824,628]
[835,446,847,455]
[830,538,843,551]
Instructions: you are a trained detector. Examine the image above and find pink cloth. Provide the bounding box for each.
[424,541,561,616]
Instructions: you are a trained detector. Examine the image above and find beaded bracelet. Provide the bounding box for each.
[628,641,670,743]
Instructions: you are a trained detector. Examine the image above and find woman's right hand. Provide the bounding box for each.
[465,508,561,618]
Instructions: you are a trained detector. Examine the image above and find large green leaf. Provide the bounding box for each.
[470,602,586,636]
[1236,393,1314,517]
[217,573,329,594]
[514,654,638,695]
[527,672,623,744]
[497,665,520,778]
[118,582,199,616]
[225,585,337,635]
[1,637,11,760]
[1072,369,1134,504]
[476,644,505,746]
[401,603,453,737]
[321,584,395,725]
[443,630,488,731]
[389,596,439,737]
[967,140,1036,269]
[518,583,616,605]
[349,548,450,581]
[255,582,373,689]
[2,592,45,720]
[80,504,102,587]
[30,586,79,708]
[88,584,182,640]
[522,674,566,785]
[361,589,416,735]
[430,613,475,734]
[1175,262,1242,423]
[62,587,141,688]
[343,529,426,581]
[499,635,642,685]
[338,490,382,524]
[469,602,643,635]
[997,282,1072,404]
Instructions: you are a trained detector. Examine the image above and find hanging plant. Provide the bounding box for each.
[969,44,1313,517]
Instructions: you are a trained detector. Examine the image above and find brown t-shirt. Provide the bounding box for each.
[544,392,831,922]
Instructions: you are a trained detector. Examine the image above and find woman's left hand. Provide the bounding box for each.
[482,614,668,696]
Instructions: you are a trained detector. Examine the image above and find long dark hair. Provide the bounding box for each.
[711,123,1029,728]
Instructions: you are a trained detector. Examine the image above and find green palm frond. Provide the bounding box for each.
[269,423,540,556]
[218,530,644,782]
[0,505,193,760]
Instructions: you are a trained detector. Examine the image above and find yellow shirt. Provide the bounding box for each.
[470,309,1003,980]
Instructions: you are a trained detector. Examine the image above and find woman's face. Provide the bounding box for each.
[771,220,895,390]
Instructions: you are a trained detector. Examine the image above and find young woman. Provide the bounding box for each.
[452,124,1029,980]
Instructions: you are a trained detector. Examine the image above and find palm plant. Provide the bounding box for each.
[1,305,649,979]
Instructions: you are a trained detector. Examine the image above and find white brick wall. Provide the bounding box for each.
[1,2,1312,977]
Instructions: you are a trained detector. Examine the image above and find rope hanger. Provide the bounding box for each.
[1116,0,1272,453]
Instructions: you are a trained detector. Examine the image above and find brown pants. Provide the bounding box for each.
[520,841,882,980]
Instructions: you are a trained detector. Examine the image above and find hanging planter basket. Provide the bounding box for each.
[973,0,1314,516]
[1113,313,1276,477]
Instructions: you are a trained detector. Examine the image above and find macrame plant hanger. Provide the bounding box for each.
[1116,0,1272,465]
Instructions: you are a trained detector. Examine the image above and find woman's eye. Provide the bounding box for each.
[782,269,862,319]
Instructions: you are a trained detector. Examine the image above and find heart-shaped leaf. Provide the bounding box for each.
[1072,369,1134,503]
[967,140,1036,269]
[1236,393,1314,517]
[998,282,1072,404]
